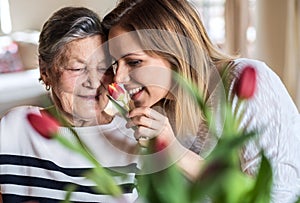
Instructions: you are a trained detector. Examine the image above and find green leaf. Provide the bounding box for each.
[294,197,300,203]
[225,168,255,203]
[62,184,77,203]
[84,169,122,196]
[206,131,256,166]
[244,153,272,203]
[137,164,189,203]
[54,134,80,152]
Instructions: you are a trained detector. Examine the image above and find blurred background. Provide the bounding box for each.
[0,0,299,117]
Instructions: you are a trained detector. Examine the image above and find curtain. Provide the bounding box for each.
[252,0,300,110]
[283,0,300,109]
[224,0,249,56]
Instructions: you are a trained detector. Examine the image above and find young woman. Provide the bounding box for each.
[102,0,300,202]
[0,7,139,202]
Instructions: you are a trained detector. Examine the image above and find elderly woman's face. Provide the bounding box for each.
[52,36,113,122]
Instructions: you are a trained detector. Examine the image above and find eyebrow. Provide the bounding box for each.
[110,52,143,63]
[119,52,145,59]
[69,57,107,65]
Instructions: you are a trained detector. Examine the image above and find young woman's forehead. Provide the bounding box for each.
[108,30,144,59]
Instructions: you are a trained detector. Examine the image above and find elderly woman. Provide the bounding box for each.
[0,7,139,203]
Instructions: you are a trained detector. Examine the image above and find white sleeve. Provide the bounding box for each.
[229,59,300,203]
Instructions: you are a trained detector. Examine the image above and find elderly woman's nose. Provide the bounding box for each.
[83,69,101,88]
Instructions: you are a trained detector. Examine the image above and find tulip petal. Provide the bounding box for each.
[235,66,257,99]
[27,112,59,139]
[108,83,125,101]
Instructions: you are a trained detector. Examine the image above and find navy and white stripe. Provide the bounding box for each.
[0,106,140,202]
[0,155,138,202]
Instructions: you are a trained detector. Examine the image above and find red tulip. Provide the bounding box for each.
[154,138,168,152]
[108,83,125,101]
[235,66,257,99]
[27,111,60,139]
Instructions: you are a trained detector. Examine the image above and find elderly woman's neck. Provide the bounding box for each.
[44,106,113,127]
[75,111,113,127]
[70,111,113,127]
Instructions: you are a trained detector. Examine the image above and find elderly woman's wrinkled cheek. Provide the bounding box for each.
[53,85,74,112]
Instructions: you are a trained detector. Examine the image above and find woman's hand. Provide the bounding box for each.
[126,106,205,180]
[126,106,175,147]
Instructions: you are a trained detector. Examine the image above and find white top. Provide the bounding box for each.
[0,106,140,203]
[193,58,300,203]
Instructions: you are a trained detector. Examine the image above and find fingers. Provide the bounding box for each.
[126,106,174,149]
[133,125,159,140]
[128,106,163,120]
[126,107,168,140]
[127,107,167,130]
[126,115,165,130]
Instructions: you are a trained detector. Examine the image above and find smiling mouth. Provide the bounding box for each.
[128,86,144,98]
[78,94,100,100]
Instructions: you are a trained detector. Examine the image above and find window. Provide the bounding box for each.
[0,0,12,34]
[189,0,257,57]
[189,0,225,47]
[247,0,256,57]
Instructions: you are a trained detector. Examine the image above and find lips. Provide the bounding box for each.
[78,94,100,100]
[76,87,105,101]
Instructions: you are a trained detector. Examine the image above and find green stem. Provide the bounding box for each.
[121,100,130,111]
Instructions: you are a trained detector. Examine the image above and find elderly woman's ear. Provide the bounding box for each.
[39,58,51,90]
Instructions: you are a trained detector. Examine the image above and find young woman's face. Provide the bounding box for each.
[51,36,113,121]
[108,27,173,108]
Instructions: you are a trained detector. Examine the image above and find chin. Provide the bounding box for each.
[133,100,143,108]
[133,100,150,108]
[74,108,97,118]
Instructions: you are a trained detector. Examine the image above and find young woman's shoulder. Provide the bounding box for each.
[232,58,276,77]
[228,58,299,167]
[228,58,298,130]
[230,58,300,202]
[230,58,296,110]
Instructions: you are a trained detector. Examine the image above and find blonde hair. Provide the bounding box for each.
[103,0,236,137]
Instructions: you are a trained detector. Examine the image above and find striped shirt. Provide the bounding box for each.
[0,106,140,203]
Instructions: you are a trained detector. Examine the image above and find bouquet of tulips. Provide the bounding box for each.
[27,65,277,203]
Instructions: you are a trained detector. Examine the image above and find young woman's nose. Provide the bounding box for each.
[114,64,130,84]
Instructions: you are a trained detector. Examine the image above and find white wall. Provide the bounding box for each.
[73,0,118,17]
[254,0,287,78]
[9,0,118,32]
